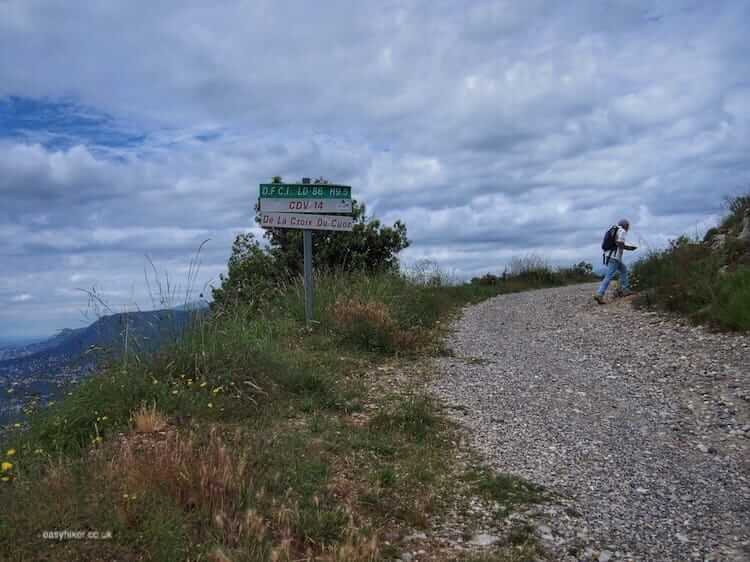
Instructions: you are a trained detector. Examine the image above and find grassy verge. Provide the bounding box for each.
[0,270,582,561]
[632,194,750,331]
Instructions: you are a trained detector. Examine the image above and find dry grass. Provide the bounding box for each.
[108,427,248,529]
[331,297,423,353]
[100,426,382,560]
[334,298,394,331]
[131,401,167,433]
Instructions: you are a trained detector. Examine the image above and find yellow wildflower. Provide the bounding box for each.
[212,386,222,394]
[1,476,9,482]
[101,416,108,421]
[34,449,44,454]
[13,423,20,428]
[207,403,213,409]
[200,382,207,388]
[172,390,179,395]
[1,462,13,471]
[6,449,16,456]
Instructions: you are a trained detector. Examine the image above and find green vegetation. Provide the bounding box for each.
[0,210,595,560]
[471,258,597,288]
[632,193,750,331]
[469,467,546,509]
[211,200,409,309]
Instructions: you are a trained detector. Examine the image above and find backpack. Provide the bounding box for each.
[601,225,619,263]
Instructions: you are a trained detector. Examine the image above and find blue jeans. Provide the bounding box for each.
[597,258,629,296]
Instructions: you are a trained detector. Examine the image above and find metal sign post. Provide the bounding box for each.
[259,179,353,326]
[303,229,314,324]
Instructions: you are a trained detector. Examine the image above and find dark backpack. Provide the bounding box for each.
[602,225,618,252]
[601,225,619,263]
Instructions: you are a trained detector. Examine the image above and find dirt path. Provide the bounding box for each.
[431,284,750,562]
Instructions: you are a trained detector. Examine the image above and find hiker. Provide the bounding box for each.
[595,219,637,304]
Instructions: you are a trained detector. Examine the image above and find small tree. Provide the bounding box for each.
[265,201,408,277]
[212,199,410,309]
[211,233,280,309]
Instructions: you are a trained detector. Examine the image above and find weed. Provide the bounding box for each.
[468,467,546,508]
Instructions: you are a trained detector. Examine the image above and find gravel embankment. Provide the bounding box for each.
[431,284,750,562]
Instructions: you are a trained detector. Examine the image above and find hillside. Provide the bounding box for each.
[0,268,595,562]
[0,308,203,426]
[633,193,750,330]
[0,308,197,371]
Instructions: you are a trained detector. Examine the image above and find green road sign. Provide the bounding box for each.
[259,183,351,199]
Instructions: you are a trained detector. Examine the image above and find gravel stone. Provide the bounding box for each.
[469,533,500,546]
[431,284,750,562]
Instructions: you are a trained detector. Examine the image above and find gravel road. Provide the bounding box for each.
[431,284,750,562]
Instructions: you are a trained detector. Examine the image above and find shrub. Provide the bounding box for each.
[712,268,750,331]
[722,193,750,232]
[632,237,721,314]
[508,254,550,277]
[471,273,501,286]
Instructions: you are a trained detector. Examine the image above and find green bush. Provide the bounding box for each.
[212,200,409,309]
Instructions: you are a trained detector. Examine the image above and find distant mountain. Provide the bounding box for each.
[0,307,203,426]
[0,308,201,373]
[173,299,211,312]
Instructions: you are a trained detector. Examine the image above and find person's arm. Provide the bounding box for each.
[617,229,636,251]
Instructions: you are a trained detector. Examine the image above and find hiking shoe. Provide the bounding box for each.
[594,294,605,305]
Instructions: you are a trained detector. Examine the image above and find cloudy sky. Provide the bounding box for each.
[1,1,749,338]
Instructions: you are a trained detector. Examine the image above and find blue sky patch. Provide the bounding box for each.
[0,96,146,151]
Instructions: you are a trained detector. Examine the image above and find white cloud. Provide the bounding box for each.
[0,0,748,335]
